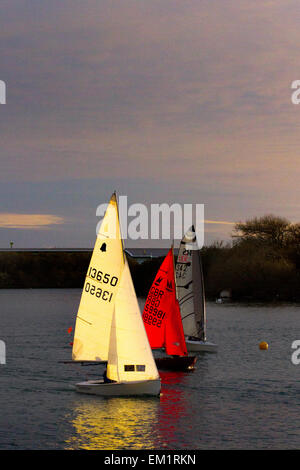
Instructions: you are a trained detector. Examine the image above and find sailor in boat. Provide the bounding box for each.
[103,368,115,384]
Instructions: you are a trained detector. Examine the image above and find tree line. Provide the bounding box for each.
[0,215,299,301]
[202,215,300,301]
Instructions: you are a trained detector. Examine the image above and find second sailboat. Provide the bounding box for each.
[142,246,196,371]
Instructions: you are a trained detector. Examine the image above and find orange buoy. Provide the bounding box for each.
[259,341,268,350]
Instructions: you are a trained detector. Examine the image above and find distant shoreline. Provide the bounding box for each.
[0,250,299,302]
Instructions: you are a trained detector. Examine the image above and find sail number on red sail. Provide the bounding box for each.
[142,286,166,328]
[84,266,119,302]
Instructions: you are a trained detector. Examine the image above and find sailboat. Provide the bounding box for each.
[175,226,217,353]
[72,192,161,396]
[142,246,197,371]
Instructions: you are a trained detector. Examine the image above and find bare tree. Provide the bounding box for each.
[232,215,291,248]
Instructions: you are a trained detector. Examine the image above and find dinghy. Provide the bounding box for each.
[175,226,217,353]
[142,247,196,371]
[72,192,161,396]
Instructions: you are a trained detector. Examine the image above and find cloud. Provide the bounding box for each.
[0,1,300,246]
[205,220,235,226]
[0,213,64,229]
[1,0,299,186]
[204,220,235,242]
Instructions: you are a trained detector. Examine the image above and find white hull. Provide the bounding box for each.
[75,378,161,397]
[186,338,217,353]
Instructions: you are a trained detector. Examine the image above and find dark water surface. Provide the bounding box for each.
[0,289,299,449]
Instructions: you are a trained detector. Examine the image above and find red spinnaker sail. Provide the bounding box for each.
[142,248,188,356]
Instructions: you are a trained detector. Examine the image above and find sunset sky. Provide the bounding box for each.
[1,0,300,248]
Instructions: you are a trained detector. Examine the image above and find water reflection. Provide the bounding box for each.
[158,371,193,448]
[65,371,192,450]
[65,395,161,450]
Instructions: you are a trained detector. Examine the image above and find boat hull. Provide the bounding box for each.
[186,339,217,353]
[75,378,161,396]
[155,355,196,371]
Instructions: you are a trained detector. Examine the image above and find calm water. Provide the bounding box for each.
[0,288,299,450]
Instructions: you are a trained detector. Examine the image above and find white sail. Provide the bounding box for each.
[72,193,125,361]
[175,226,206,341]
[107,259,159,383]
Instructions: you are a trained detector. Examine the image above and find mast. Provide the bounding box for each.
[192,247,206,341]
[114,190,126,264]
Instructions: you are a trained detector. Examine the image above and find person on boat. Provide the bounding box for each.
[102,368,114,383]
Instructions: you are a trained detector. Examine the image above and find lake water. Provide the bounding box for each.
[0,288,299,450]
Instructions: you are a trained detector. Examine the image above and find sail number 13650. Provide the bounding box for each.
[85,267,119,302]
[88,267,119,286]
